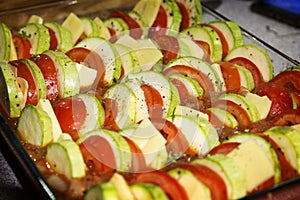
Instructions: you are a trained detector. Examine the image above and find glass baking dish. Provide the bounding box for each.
[0,0,299,199]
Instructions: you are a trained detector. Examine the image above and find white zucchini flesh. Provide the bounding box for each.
[46,140,86,179]
[76,37,122,86]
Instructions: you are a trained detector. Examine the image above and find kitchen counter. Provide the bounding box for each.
[0,0,299,199]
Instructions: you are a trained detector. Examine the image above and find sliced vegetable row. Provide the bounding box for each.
[40,125,300,200]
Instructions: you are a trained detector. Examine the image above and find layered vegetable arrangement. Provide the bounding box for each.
[1,0,300,199]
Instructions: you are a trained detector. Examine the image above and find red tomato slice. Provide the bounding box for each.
[9,60,39,105]
[208,142,240,155]
[108,28,117,43]
[211,99,252,130]
[12,35,32,59]
[278,71,300,108]
[249,176,274,194]
[52,96,87,140]
[129,170,189,200]
[273,108,300,126]
[47,27,58,50]
[152,5,168,28]
[227,57,264,88]
[169,77,200,109]
[148,5,168,38]
[102,98,120,131]
[108,11,142,39]
[201,24,230,59]
[32,53,59,101]
[218,61,241,93]
[122,136,147,173]
[255,82,293,118]
[79,135,116,173]
[252,109,300,131]
[205,109,225,131]
[140,84,164,121]
[271,70,300,91]
[152,34,179,65]
[152,118,193,156]
[169,77,191,101]
[194,40,211,56]
[176,1,189,31]
[258,133,298,181]
[190,40,212,63]
[163,65,215,98]
[66,47,106,90]
[66,47,91,63]
[174,163,229,200]
[76,32,88,45]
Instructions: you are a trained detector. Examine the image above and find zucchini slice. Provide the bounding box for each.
[0,62,23,118]
[46,140,86,178]
[17,104,53,146]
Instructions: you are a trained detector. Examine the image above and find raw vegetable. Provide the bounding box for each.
[18,23,50,54]
[0,22,14,61]
[17,104,53,146]
[46,139,86,178]
[43,50,80,98]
